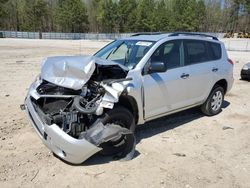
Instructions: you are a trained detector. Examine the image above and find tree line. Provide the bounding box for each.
[0,0,249,33]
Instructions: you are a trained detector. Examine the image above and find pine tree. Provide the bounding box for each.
[118,0,137,32]
[154,0,171,31]
[134,0,156,32]
[101,0,119,32]
[56,0,89,32]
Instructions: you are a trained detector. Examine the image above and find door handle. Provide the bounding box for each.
[212,68,218,72]
[180,73,189,79]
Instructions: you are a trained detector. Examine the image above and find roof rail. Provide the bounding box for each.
[169,32,218,40]
[131,32,164,36]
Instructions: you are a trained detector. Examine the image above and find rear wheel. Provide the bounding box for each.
[99,106,135,156]
[201,85,224,116]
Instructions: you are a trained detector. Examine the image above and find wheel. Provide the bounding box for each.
[99,106,135,156]
[241,75,249,81]
[201,85,224,116]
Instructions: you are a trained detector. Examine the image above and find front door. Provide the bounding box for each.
[143,40,191,119]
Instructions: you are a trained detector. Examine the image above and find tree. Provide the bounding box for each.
[56,0,89,32]
[170,0,206,32]
[154,0,171,31]
[239,0,250,32]
[118,0,137,32]
[134,0,156,32]
[195,0,206,31]
[2,0,21,31]
[100,0,119,32]
[0,0,249,33]
[21,0,49,33]
[89,0,104,32]
[0,0,9,29]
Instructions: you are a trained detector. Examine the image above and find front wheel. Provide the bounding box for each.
[99,106,135,156]
[201,85,224,116]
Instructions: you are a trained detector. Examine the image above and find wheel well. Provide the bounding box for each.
[116,95,139,124]
[214,79,228,93]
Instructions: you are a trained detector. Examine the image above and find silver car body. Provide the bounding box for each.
[24,33,234,164]
[125,34,233,123]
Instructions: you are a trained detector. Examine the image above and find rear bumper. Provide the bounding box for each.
[24,81,101,164]
[227,77,234,93]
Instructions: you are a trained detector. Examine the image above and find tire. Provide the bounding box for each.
[201,85,224,116]
[99,106,135,155]
[100,106,135,132]
[241,75,250,81]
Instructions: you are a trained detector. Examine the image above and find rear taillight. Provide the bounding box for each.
[228,58,234,65]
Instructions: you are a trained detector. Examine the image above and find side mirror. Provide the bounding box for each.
[148,62,167,74]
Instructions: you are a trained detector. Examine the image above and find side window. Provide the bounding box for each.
[184,40,210,65]
[208,42,222,60]
[150,40,181,69]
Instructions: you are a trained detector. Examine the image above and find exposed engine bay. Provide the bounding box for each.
[23,56,136,164]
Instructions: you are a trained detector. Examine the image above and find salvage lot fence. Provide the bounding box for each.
[0,30,225,40]
[1,31,249,51]
[222,39,250,52]
[0,31,132,40]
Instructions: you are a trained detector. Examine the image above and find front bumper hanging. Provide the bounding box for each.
[24,95,102,164]
[23,80,135,164]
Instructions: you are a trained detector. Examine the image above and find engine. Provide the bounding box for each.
[34,80,106,138]
[32,63,129,138]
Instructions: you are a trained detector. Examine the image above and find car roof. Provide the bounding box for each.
[122,32,219,42]
[124,33,170,42]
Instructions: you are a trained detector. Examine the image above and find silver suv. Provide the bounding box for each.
[23,32,234,164]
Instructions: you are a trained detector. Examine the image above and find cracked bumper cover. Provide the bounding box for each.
[24,95,101,164]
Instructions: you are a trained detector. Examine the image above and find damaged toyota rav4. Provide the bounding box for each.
[23,33,234,164]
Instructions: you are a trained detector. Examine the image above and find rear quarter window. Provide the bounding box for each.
[184,40,222,66]
[208,42,222,60]
[184,40,210,65]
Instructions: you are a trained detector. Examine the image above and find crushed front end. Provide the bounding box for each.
[23,56,135,164]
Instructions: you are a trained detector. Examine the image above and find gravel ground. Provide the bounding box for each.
[0,38,249,188]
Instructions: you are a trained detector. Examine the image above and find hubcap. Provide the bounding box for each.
[211,91,223,111]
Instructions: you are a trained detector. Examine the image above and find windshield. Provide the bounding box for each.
[94,40,155,70]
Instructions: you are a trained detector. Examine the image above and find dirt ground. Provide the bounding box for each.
[0,38,249,188]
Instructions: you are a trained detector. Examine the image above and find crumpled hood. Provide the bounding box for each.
[41,55,128,90]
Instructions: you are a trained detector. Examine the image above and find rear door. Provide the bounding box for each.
[183,39,216,104]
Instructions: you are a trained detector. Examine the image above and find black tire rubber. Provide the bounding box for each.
[99,106,135,155]
[100,106,135,132]
[241,75,250,81]
[201,85,225,116]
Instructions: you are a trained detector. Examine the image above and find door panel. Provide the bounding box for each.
[186,62,215,104]
[143,40,191,119]
[183,40,216,105]
[143,66,190,119]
